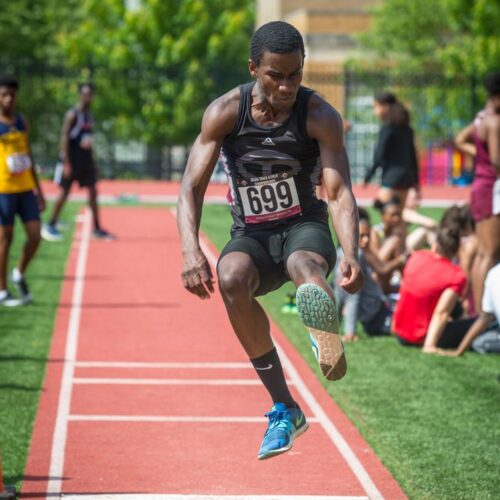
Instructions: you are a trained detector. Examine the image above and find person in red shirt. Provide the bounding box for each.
[392,223,474,351]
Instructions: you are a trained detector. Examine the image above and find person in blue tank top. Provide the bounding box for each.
[42,83,114,241]
[177,21,363,460]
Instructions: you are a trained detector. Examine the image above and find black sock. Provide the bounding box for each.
[250,347,296,408]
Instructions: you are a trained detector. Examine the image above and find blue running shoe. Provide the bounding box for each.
[257,402,308,460]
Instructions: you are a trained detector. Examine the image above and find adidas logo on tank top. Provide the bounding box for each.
[261,137,275,146]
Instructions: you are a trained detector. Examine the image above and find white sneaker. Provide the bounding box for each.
[0,292,24,307]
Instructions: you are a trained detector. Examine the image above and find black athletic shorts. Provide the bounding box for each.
[61,151,97,189]
[397,317,476,349]
[217,219,337,297]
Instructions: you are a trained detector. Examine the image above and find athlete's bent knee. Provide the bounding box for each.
[287,251,327,282]
[218,267,252,298]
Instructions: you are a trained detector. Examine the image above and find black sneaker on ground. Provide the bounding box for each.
[92,228,116,240]
[10,271,33,304]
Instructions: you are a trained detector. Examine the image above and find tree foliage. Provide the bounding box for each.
[361,0,500,76]
[355,0,500,143]
[0,0,80,65]
[0,0,254,153]
[58,0,254,145]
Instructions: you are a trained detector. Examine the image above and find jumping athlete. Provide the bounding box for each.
[177,22,363,460]
[0,75,46,306]
[42,83,113,241]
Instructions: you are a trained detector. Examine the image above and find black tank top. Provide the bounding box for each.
[68,108,93,157]
[221,82,327,234]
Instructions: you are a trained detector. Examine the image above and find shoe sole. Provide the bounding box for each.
[296,283,346,381]
[257,422,309,460]
[0,299,24,307]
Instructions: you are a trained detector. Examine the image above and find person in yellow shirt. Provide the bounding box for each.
[0,75,46,306]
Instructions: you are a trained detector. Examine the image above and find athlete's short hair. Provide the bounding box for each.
[250,21,305,66]
[374,91,397,105]
[484,72,500,97]
[78,82,95,93]
[373,195,401,213]
[0,75,19,90]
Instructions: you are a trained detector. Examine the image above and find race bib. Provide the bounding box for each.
[80,133,93,150]
[238,173,301,224]
[6,153,32,175]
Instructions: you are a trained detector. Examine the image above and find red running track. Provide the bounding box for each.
[22,207,406,499]
[40,179,470,206]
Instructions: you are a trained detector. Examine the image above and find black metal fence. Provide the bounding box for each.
[306,69,483,185]
[2,64,484,184]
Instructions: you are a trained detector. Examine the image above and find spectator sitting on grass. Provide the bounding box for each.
[371,195,436,292]
[392,223,475,352]
[440,204,478,315]
[436,262,500,356]
[334,207,406,341]
[370,196,406,292]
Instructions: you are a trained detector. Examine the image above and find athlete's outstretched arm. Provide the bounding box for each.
[177,93,237,299]
[308,97,363,294]
[454,122,476,157]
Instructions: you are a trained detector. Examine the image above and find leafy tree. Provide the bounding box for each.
[0,0,83,161]
[361,0,500,75]
[355,0,500,144]
[58,0,255,145]
[0,0,80,66]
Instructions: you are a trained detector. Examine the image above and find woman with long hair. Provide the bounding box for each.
[364,92,420,208]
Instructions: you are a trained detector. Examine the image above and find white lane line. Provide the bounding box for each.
[58,494,367,500]
[47,209,92,496]
[75,361,251,369]
[73,378,289,386]
[198,232,384,500]
[68,415,320,424]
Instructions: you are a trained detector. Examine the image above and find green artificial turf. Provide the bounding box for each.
[0,202,80,492]
[200,204,500,500]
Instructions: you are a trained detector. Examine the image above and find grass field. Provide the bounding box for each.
[201,204,500,500]
[0,202,80,491]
